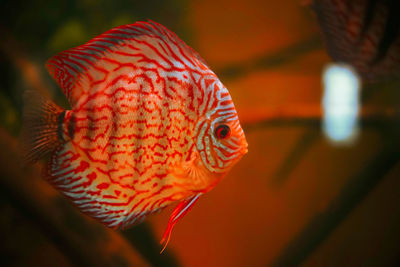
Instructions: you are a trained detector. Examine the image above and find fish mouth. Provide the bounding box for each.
[240,141,248,155]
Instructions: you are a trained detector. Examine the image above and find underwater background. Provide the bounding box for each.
[1,0,400,266]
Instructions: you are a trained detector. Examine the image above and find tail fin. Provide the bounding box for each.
[21,90,64,164]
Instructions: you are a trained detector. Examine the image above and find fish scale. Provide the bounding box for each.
[23,20,247,248]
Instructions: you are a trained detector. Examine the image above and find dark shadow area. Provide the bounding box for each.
[123,223,181,267]
[271,125,400,266]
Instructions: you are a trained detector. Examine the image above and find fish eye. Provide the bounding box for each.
[214,124,230,139]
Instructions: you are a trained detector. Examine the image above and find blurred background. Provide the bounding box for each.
[1,0,400,266]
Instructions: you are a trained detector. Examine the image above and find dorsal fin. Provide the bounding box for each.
[46,20,208,107]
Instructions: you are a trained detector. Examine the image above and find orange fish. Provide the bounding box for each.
[22,20,248,251]
[309,0,400,81]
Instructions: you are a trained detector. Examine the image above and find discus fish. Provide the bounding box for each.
[22,20,248,251]
[309,0,400,81]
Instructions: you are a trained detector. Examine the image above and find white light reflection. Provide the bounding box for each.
[322,63,360,144]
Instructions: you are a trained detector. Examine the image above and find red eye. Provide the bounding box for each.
[215,124,231,139]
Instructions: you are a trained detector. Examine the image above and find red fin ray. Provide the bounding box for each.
[160,193,202,253]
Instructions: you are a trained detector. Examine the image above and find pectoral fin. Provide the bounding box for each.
[171,151,211,190]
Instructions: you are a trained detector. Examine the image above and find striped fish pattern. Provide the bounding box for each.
[22,21,248,248]
[310,0,400,81]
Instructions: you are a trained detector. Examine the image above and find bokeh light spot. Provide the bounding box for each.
[322,63,360,144]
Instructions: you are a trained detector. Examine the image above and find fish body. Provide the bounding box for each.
[310,0,400,81]
[22,21,247,247]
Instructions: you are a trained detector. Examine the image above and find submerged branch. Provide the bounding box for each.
[216,35,323,80]
[241,105,400,131]
[0,129,149,267]
[271,127,400,266]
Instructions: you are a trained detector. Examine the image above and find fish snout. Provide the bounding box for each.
[240,140,248,155]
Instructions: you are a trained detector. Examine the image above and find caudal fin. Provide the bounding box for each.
[21,90,64,164]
